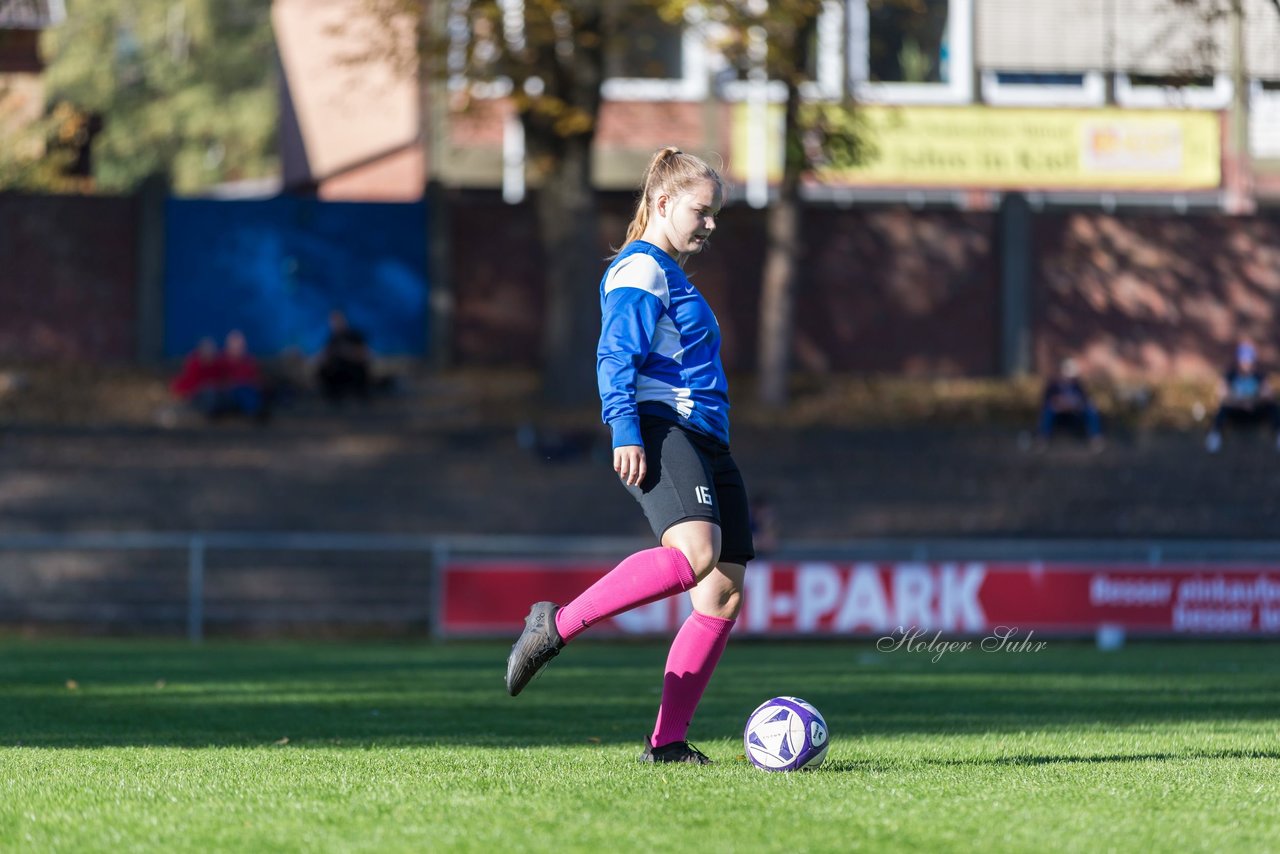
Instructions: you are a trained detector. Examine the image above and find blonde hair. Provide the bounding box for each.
[620,147,723,249]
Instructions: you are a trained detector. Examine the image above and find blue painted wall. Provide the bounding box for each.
[164,197,427,357]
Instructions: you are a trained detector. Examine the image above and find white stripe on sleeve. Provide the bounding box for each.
[602,253,670,307]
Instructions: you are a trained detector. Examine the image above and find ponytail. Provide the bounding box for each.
[614,146,723,255]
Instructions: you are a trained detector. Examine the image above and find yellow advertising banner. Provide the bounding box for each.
[731,105,1222,191]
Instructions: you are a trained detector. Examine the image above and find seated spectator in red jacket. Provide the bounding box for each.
[171,337,223,418]
[170,332,269,423]
[220,330,268,421]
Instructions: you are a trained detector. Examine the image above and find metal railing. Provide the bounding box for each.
[4,531,1280,642]
[0,531,647,642]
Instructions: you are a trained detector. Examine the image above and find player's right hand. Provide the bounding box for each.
[614,445,646,487]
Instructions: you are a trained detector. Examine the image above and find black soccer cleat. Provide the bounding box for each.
[505,601,565,696]
[639,738,713,765]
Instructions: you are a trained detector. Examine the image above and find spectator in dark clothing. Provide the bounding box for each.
[1037,358,1103,449]
[316,310,372,405]
[1205,339,1280,453]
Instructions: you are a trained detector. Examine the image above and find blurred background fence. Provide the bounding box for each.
[4,530,1280,641]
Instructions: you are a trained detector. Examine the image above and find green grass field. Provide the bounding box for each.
[2,638,1278,852]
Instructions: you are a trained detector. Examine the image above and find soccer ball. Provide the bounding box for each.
[743,696,829,772]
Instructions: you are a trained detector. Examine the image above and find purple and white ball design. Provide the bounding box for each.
[743,696,829,772]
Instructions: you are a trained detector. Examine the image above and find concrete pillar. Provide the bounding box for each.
[998,192,1033,377]
[134,174,168,364]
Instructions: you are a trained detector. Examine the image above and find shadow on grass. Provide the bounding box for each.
[2,640,1280,749]
[819,748,1280,774]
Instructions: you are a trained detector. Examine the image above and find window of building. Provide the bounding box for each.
[602,4,706,100]
[981,70,1105,107]
[868,0,950,84]
[849,0,973,104]
[445,1,705,101]
[1251,79,1280,160]
[716,1,845,104]
[808,0,846,100]
[1115,73,1232,109]
[604,6,682,80]
[0,0,66,28]
[995,72,1084,87]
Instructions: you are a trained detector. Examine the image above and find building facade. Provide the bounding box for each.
[0,0,65,146]
[275,0,1280,208]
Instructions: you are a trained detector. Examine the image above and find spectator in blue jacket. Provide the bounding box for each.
[1206,338,1280,453]
[1037,358,1103,450]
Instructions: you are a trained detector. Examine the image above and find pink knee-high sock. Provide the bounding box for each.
[554,547,697,643]
[651,610,736,747]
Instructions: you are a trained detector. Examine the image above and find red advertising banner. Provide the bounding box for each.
[439,560,1280,638]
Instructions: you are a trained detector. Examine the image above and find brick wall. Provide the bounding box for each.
[448,99,712,151]
[452,194,1280,380]
[6,187,1278,380]
[0,193,139,362]
[449,191,1000,374]
[724,207,999,375]
[596,100,712,149]
[1033,212,1280,379]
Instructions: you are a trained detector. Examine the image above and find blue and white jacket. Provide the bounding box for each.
[596,240,731,449]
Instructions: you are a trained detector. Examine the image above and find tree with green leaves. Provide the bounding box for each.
[1,81,55,189]
[358,0,635,403]
[34,0,279,194]
[685,2,822,408]
[672,0,868,407]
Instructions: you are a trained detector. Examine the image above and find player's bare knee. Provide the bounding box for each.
[691,570,742,619]
[681,543,720,581]
[715,588,743,619]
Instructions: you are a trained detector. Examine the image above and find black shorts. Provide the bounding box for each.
[622,415,755,566]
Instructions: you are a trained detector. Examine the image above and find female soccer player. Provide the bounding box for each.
[506,147,753,765]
